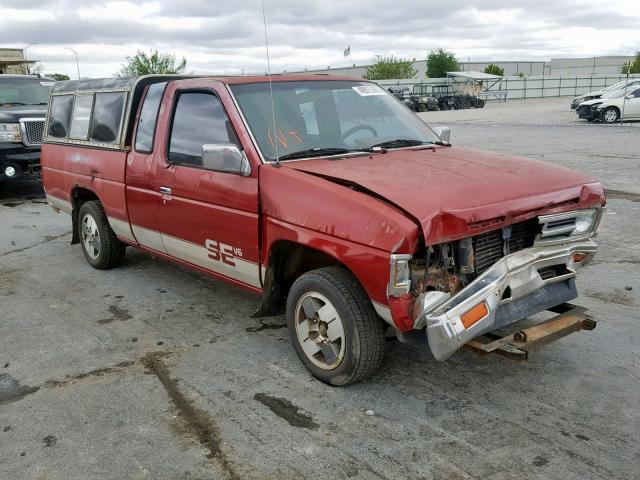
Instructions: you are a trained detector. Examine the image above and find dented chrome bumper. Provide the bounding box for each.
[416,240,598,361]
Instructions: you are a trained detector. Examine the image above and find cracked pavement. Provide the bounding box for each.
[1,97,639,479]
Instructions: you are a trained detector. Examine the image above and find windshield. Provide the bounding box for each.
[603,81,625,92]
[606,86,639,99]
[230,80,440,161]
[0,77,53,106]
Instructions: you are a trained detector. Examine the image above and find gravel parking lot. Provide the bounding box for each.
[1,97,638,480]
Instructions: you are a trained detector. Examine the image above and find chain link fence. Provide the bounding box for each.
[377,74,640,100]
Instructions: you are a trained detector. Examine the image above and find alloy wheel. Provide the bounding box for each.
[81,213,101,260]
[294,292,346,370]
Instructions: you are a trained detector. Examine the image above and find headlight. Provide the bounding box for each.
[0,123,21,143]
[388,254,412,297]
[574,208,599,235]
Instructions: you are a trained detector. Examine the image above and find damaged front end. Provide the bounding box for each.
[393,208,603,361]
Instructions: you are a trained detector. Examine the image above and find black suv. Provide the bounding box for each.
[0,75,53,195]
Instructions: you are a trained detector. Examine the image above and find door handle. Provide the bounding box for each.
[159,186,172,195]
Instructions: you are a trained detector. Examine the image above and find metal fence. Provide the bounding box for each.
[377,74,640,100]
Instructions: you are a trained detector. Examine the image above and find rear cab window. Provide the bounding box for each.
[47,95,74,138]
[90,92,126,144]
[134,82,167,153]
[69,95,93,139]
[45,80,130,148]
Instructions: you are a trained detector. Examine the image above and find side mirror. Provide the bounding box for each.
[202,144,251,176]
[432,126,450,144]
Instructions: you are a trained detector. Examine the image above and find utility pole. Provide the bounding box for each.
[24,43,37,74]
[65,47,81,79]
[621,72,630,124]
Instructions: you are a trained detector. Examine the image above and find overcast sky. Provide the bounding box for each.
[1,0,638,78]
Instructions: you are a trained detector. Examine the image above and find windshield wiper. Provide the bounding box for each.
[366,139,431,150]
[0,102,26,106]
[276,147,354,161]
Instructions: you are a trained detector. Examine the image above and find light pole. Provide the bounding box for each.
[65,47,81,79]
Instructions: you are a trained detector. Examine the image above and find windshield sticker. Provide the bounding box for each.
[40,82,55,86]
[352,85,385,96]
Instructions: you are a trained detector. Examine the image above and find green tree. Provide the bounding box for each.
[426,49,459,78]
[363,55,417,80]
[49,73,70,81]
[117,49,187,77]
[484,64,504,76]
[621,51,640,74]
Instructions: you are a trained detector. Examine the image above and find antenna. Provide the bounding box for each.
[260,0,280,166]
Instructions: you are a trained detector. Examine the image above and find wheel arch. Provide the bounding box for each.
[254,239,347,317]
[69,187,101,245]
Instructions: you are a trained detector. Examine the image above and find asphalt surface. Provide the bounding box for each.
[1,97,639,480]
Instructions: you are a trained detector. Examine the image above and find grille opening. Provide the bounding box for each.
[472,218,539,277]
[537,265,571,280]
[22,120,45,145]
[501,286,512,300]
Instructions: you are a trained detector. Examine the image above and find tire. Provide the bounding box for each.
[601,107,619,124]
[0,181,5,199]
[418,103,427,112]
[77,200,126,269]
[286,267,385,386]
[462,97,472,109]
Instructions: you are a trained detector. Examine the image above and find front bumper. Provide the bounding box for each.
[417,240,597,361]
[0,143,41,181]
[577,106,600,120]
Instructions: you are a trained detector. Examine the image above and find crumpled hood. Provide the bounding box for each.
[285,146,605,244]
[579,98,605,107]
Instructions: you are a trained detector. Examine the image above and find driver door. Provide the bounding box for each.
[155,81,261,290]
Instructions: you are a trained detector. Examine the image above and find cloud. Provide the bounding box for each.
[1,0,638,78]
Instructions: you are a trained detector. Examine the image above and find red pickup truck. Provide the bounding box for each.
[42,75,605,385]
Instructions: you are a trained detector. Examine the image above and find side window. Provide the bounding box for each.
[90,92,126,144]
[47,95,74,138]
[69,94,93,139]
[135,82,167,153]
[168,92,235,166]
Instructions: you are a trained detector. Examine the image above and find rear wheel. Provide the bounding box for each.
[601,107,620,124]
[418,103,427,112]
[286,267,385,386]
[78,200,126,269]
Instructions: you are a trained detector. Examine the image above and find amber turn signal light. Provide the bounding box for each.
[461,301,489,329]
[572,252,587,263]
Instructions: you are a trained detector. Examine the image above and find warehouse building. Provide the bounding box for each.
[0,48,37,74]
[292,55,634,78]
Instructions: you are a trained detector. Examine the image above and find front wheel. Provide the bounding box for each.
[601,107,620,124]
[78,200,126,269]
[286,267,385,386]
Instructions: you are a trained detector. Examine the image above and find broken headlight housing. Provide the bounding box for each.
[574,208,599,235]
[0,123,21,143]
[388,253,412,297]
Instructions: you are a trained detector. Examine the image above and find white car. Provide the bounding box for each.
[577,85,640,123]
[570,79,640,109]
